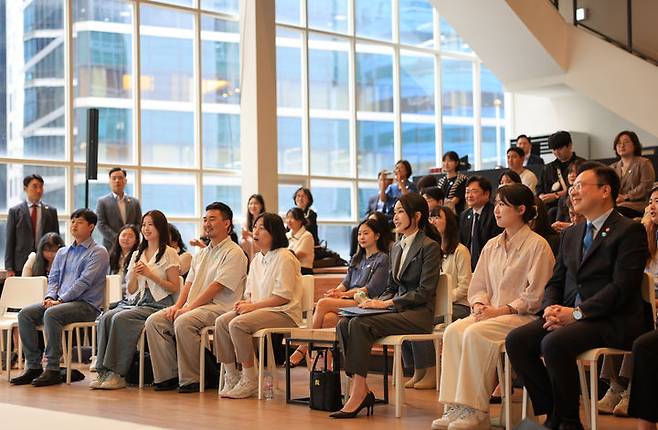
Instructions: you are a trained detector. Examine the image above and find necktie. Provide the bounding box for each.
[582,222,594,258]
[30,204,38,241]
[470,212,480,270]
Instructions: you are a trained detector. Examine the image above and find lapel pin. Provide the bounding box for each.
[601,227,610,237]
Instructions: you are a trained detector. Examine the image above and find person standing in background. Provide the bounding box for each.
[5,174,60,277]
[96,167,142,250]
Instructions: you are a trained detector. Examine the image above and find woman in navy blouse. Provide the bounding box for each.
[287,217,392,367]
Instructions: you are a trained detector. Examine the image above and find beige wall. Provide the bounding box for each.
[512,91,658,159]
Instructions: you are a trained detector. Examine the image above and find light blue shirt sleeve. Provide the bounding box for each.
[58,246,109,304]
[46,248,66,299]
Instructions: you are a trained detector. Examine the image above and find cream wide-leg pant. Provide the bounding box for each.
[439,314,536,411]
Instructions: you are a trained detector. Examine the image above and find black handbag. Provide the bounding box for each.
[309,352,342,412]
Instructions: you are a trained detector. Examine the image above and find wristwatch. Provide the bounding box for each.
[572,306,584,321]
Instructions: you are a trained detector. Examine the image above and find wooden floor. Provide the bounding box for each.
[0,367,639,429]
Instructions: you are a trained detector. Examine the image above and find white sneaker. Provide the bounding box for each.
[448,408,490,430]
[89,356,97,372]
[613,390,629,417]
[99,372,127,390]
[222,377,258,399]
[89,372,108,389]
[218,371,241,397]
[598,386,623,414]
[432,405,464,430]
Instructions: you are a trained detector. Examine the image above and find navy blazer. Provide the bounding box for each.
[459,202,503,269]
[542,210,652,348]
[5,201,59,273]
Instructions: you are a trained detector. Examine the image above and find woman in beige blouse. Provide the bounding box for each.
[610,130,655,219]
[286,207,315,275]
[434,183,555,430]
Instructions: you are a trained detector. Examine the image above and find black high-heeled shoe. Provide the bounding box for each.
[329,391,375,419]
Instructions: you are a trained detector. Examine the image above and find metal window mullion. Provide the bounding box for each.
[194,7,203,218]
[473,60,482,170]
[133,1,142,201]
[434,7,442,166]
[301,0,311,186]
[64,0,74,216]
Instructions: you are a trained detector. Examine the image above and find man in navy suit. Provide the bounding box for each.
[5,174,60,277]
[95,167,142,250]
[516,134,545,166]
[506,162,652,430]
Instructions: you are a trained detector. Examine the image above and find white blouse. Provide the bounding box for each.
[126,245,180,303]
[441,243,472,307]
[246,248,303,325]
[287,226,315,269]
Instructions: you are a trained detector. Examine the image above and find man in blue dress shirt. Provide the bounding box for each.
[11,208,109,387]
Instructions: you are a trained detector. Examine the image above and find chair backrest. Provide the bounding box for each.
[641,272,656,326]
[300,274,315,313]
[105,274,122,305]
[435,273,454,325]
[0,276,48,315]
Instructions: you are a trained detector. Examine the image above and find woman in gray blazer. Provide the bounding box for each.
[331,192,442,419]
[610,130,655,218]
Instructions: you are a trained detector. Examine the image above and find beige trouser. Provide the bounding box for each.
[214,310,296,364]
[145,304,226,385]
[439,314,536,411]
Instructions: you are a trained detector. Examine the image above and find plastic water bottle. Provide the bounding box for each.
[354,291,368,304]
[264,372,274,400]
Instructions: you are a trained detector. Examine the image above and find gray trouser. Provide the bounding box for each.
[145,304,226,385]
[96,305,160,377]
[402,303,471,370]
[214,310,296,364]
[18,301,98,370]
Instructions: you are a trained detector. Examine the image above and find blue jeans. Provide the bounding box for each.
[18,301,99,371]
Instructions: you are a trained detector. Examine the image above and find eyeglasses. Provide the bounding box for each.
[568,182,605,195]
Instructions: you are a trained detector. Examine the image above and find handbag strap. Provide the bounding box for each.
[311,351,329,372]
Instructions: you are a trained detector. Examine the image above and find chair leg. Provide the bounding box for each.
[75,327,82,364]
[496,356,505,425]
[434,338,441,392]
[522,387,529,420]
[18,335,23,370]
[138,331,145,389]
[199,331,206,393]
[218,363,225,393]
[504,353,512,430]
[66,330,73,384]
[577,361,591,429]
[91,325,96,361]
[5,330,11,381]
[266,334,277,392]
[257,336,265,400]
[589,361,598,430]
[394,345,403,418]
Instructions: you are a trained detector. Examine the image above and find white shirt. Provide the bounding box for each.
[246,248,303,325]
[112,192,127,224]
[186,236,248,311]
[442,243,472,306]
[397,230,418,278]
[287,226,315,269]
[125,246,180,303]
[519,169,538,194]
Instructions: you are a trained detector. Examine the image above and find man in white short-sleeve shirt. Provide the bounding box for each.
[145,202,247,393]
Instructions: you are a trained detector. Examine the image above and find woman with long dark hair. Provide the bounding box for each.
[293,187,319,244]
[108,224,140,289]
[435,184,554,430]
[89,210,180,390]
[241,194,265,260]
[288,217,392,367]
[438,151,468,215]
[331,192,441,418]
[21,232,65,277]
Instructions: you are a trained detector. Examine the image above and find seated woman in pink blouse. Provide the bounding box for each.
[434,183,556,430]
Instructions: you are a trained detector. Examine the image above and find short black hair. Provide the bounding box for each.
[466,176,493,196]
[71,208,98,225]
[417,174,438,192]
[496,184,537,223]
[547,131,572,150]
[23,174,44,188]
[443,151,459,163]
[108,167,127,177]
[395,160,413,178]
[506,147,525,158]
[498,170,522,185]
[576,161,621,203]
[516,134,531,144]
[422,186,445,202]
[254,212,289,250]
[293,187,314,208]
[205,202,234,233]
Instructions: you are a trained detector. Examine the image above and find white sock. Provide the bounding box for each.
[224,362,239,378]
[242,366,257,382]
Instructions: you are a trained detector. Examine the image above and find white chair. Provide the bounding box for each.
[0,276,48,380]
[252,274,315,399]
[373,273,454,418]
[576,272,655,430]
[88,274,121,371]
[138,276,184,388]
[497,346,514,430]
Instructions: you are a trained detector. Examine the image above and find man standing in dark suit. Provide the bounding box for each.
[95,167,142,250]
[459,176,502,270]
[516,134,545,166]
[5,174,60,277]
[505,162,652,430]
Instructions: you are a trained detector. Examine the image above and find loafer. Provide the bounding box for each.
[10,368,43,385]
[179,383,200,393]
[31,369,63,387]
[154,377,179,391]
